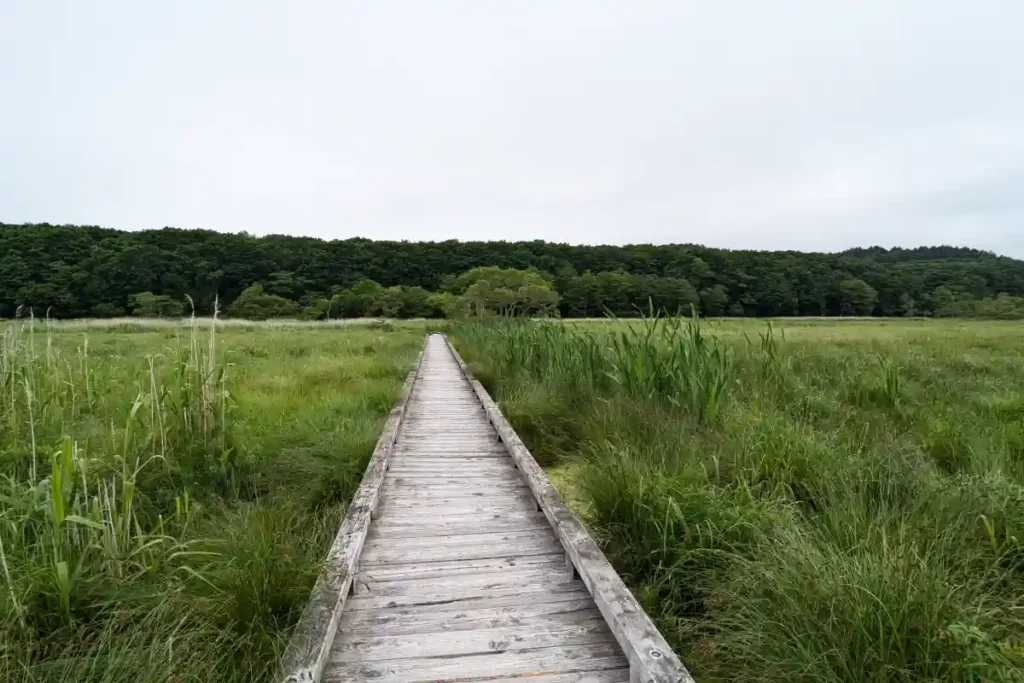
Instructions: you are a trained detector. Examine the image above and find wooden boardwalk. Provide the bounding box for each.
[281,334,692,683]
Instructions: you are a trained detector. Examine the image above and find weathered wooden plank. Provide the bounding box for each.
[401,421,487,425]
[389,446,497,450]
[386,461,516,471]
[383,475,521,484]
[354,566,578,597]
[404,406,484,409]
[343,579,586,611]
[405,398,482,402]
[403,406,483,411]
[378,506,544,519]
[324,644,627,683]
[392,442,501,449]
[372,509,547,528]
[392,454,507,462]
[339,599,602,636]
[379,504,533,517]
[397,421,489,426]
[378,487,529,500]
[377,509,543,524]
[390,451,510,458]
[391,432,495,438]
[392,445,500,452]
[379,499,534,514]
[369,519,551,539]
[381,478,525,489]
[400,430,490,433]
[384,473,522,483]
[297,334,646,683]
[359,536,562,565]
[380,486,525,497]
[377,492,532,505]
[357,553,563,581]
[380,494,528,507]
[385,469,520,478]
[387,446,499,450]
[467,671,631,683]
[334,621,619,662]
[365,528,559,552]
[342,584,594,614]
[399,428,490,433]
[387,458,516,468]
[277,340,426,683]
[397,432,493,438]
[384,472,517,482]
[400,422,488,426]
[480,671,631,683]
[444,337,695,683]
[395,432,495,438]
[389,457,510,464]
[392,442,500,449]
[402,414,486,419]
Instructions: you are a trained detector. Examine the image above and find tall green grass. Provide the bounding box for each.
[0,317,422,681]
[452,316,1024,682]
[460,310,733,424]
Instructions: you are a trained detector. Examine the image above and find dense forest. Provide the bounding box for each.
[3,222,1024,319]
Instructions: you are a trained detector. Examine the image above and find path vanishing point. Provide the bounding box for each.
[280,334,694,683]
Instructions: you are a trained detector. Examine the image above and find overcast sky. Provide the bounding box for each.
[1,1,1021,255]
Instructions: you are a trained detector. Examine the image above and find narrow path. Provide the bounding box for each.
[322,335,629,683]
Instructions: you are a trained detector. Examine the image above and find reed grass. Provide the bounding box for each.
[451,314,1024,683]
[0,317,422,682]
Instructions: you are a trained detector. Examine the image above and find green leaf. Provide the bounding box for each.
[63,514,106,530]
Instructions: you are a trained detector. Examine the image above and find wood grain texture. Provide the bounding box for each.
[333,622,619,662]
[321,335,629,682]
[444,336,695,683]
[365,527,556,549]
[355,566,579,597]
[358,536,564,565]
[295,333,685,683]
[372,509,547,528]
[339,599,602,636]
[372,526,546,541]
[325,645,627,683]
[356,554,565,582]
[343,585,595,616]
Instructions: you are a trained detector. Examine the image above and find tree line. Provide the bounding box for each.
[3,223,1024,319]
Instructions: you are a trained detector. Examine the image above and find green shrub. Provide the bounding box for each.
[129,291,184,317]
[226,284,300,320]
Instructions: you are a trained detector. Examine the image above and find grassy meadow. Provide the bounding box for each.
[0,318,424,682]
[6,313,1024,682]
[451,316,1024,683]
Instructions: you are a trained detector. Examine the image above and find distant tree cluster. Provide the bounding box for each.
[3,223,1024,319]
[930,289,1024,319]
[221,267,557,320]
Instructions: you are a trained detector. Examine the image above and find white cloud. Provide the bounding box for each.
[1,0,1021,255]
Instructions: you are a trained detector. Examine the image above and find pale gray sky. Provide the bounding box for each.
[1,1,1022,255]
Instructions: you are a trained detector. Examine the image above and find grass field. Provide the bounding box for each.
[451,316,1024,683]
[6,315,1024,682]
[0,318,424,682]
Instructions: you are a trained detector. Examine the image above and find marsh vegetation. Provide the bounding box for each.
[452,316,1024,682]
[0,318,423,682]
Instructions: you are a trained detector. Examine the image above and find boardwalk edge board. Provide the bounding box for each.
[278,339,427,683]
[443,334,696,683]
